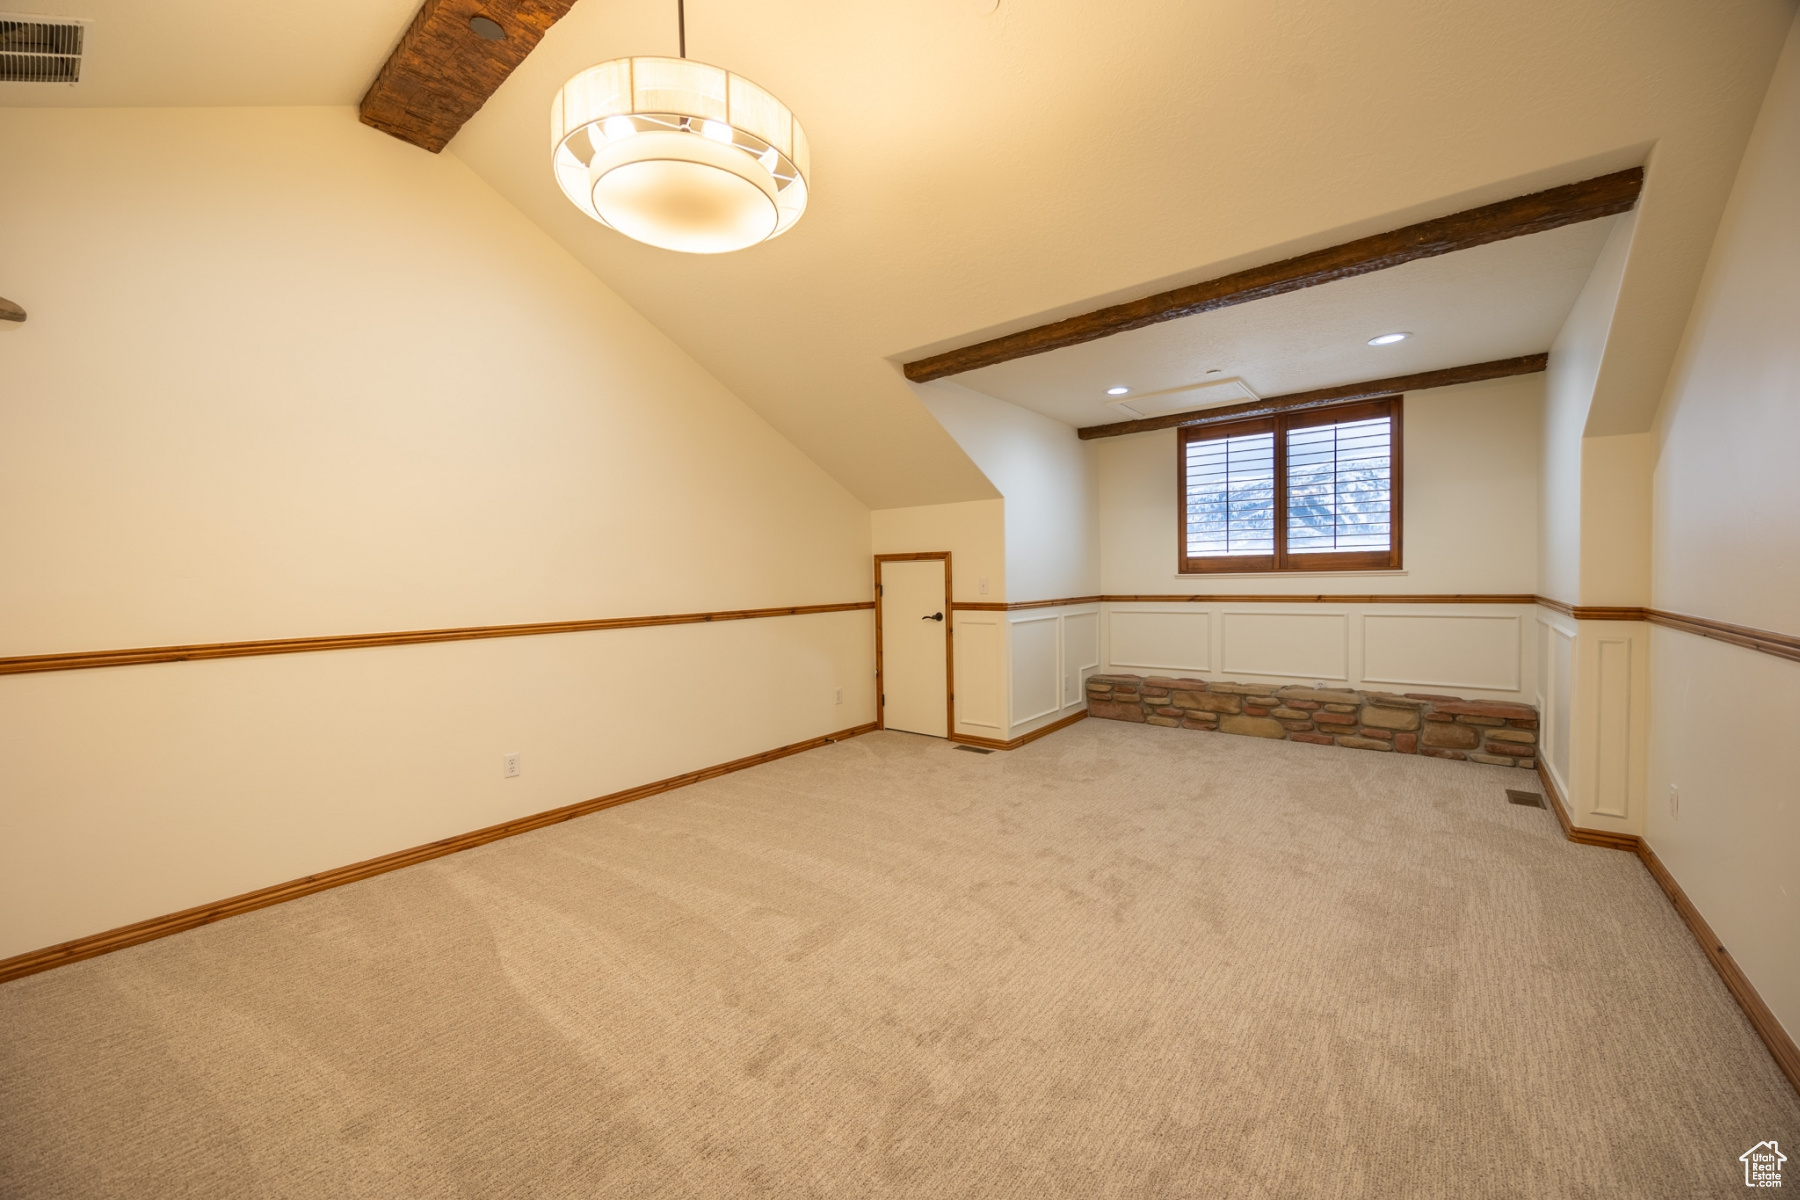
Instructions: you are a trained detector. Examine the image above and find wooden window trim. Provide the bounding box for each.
[1178,396,1403,575]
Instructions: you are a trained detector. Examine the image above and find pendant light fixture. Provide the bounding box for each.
[551,0,810,254]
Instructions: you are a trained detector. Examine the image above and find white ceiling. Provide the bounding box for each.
[6,0,1793,508]
[0,0,418,107]
[952,217,1618,430]
[448,0,1789,506]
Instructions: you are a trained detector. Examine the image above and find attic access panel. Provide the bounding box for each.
[1107,376,1260,419]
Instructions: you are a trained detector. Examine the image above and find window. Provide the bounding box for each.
[1179,397,1401,573]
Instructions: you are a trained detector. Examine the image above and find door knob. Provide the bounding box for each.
[922,611,944,621]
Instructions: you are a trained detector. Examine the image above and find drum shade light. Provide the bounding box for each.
[552,56,810,254]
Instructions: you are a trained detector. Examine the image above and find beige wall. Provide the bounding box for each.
[870,500,1006,739]
[1085,375,1544,702]
[0,108,868,649]
[1539,211,1636,605]
[882,384,1106,740]
[1576,433,1654,607]
[1643,11,1800,1043]
[915,383,1100,604]
[871,500,1005,606]
[1531,211,1656,837]
[1098,374,1542,596]
[0,107,874,958]
[1,616,872,958]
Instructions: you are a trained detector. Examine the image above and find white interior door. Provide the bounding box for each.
[880,559,948,737]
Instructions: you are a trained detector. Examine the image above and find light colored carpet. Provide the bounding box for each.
[2,721,1795,1199]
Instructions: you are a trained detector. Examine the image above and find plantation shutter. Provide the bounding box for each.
[1177,397,1401,573]
[1284,416,1393,554]
[1183,427,1276,558]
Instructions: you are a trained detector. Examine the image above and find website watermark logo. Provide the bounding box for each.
[1742,1141,1786,1188]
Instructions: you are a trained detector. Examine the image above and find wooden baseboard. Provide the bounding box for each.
[1534,761,1799,1095]
[1635,841,1800,1094]
[10,710,1789,1098]
[0,721,878,985]
[949,710,1087,751]
[1535,760,1641,851]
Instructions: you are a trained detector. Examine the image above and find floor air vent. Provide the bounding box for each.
[1506,789,1546,808]
[1,15,85,83]
[954,745,994,755]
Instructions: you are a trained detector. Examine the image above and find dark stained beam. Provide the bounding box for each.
[360,0,579,153]
[904,170,1641,383]
[1075,354,1548,440]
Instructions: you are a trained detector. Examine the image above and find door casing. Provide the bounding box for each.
[873,552,955,736]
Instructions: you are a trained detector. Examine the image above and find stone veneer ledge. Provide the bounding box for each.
[1085,674,1538,768]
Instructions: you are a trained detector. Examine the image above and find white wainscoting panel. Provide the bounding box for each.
[1062,611,1100,707]
[1010,615,1061,726]
[953,615,1002,730]
[1536,619,1551,713]
[1592,637,1633,818]
[1108,610,1210,673]
[1220,611,1348,681]
[1550,624,1574,786]
[1361,614,1520,691]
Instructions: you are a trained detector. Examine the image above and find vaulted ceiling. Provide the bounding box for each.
[6,0,1795,507]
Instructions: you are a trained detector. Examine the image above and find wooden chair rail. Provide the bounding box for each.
[0,602,876,677]
[6,598,1796,677]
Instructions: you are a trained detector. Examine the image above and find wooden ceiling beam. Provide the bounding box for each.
[1075,354,1548,440]
[903,169,1642,384]
[360,0,579,153]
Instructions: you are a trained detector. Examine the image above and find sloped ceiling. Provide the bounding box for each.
[447,0,1792,505]
[7,0,1795,506]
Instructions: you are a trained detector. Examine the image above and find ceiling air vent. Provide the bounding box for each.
[0,14,86,83]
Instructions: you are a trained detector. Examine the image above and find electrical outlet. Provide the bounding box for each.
[1668,784,1678,818]
[834,687,843,705]
[979,577,989,595]
[503,752,521,779]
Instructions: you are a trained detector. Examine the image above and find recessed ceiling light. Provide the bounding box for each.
[469,14,506,39]
[1106,386,1130,395]
[1368,332,1411,346]
[1205,369,1222,375]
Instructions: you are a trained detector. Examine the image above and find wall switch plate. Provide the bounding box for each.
[979,578,989,595]
[834,687,843,705]
[503,752,521,779]
[1669,784,1678,817]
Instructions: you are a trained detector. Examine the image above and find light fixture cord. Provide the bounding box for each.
[677,0,686,57]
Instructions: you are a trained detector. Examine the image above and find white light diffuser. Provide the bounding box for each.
[552,56,810,254]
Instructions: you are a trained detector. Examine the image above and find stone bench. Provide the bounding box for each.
[1085,674,1538,768]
